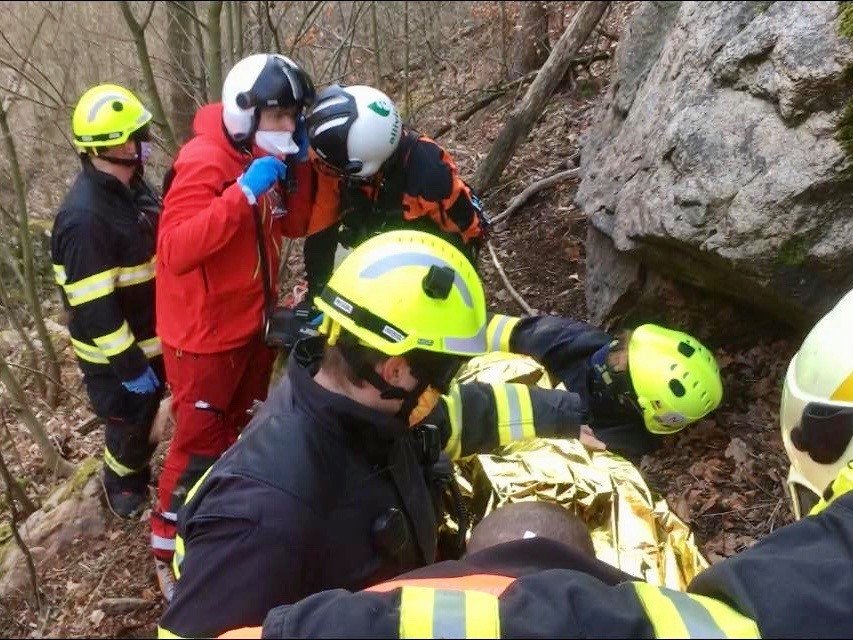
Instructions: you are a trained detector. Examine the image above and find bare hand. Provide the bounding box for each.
[579,424,606,451]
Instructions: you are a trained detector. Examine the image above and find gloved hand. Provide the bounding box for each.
[293,115,310,162]
[237,156,287,205]
[122,365,160,395]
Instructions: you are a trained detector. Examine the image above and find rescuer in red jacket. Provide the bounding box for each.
[151,53,315,601]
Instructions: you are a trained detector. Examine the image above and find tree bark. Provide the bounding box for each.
[117,1,178,154]
[234,1,244,59]
[472,1,608,193]
[510,1,550,79]
[224,1,234,68]
[0,350,73,477]
[0,98,62,407]
[166,0,198,145]
[0,273,44,397]
[206,1,224,102]
[371,1,382,90]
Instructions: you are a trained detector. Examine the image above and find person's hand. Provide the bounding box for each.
[238,156,287,205]
[579,424,606,452]
[122,365,160,395]
[293,115,310,162]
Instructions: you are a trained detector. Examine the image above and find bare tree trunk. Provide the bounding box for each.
[117,1,178,154]
[206,1,224,101]
[225,1,234,68]
[0,350,73,477]
[473,1,608,193]
[0,274,44,397]
[510,1,550,79]
[371,1,382,90]
[403,1,411,120]
[234,1,244,59]
[166,0,198,145]
[256,0,267,50]
[0,99,61,407]
[0,422,37,517]
[500,2,509,79]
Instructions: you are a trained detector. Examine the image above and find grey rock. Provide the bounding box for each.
[577,1,853,329]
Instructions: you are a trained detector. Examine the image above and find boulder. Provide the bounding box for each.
[576,1,853,333]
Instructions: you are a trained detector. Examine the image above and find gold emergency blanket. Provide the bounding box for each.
[447,353,709,590]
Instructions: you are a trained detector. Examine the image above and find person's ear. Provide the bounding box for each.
[379,355,412,387]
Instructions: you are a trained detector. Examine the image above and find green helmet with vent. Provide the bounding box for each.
[628,324,723,435]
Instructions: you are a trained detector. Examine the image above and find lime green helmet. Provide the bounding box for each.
[314,230,487,358]
[628,324,723,435]
[72,84,152,152]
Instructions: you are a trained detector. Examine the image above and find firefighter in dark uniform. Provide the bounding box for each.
[222,290,853,639]
[157,230,605,639]
[301,83,487,303]
[51,84,164,518]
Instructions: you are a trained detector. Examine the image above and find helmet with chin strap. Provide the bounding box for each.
[221,53,315,145]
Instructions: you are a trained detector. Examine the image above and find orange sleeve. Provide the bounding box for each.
[306,157,343,235]
[218,626,262,638]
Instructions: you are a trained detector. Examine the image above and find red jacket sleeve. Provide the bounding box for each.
[158,145,253,276]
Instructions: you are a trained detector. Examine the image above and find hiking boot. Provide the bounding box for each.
[154,558,177,603]
[105,488,148,519]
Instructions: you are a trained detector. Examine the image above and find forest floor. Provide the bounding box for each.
[0,4,799,637]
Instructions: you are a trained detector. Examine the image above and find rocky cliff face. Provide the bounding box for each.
[576,1,853,333]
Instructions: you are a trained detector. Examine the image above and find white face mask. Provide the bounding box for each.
[255,130,299,158]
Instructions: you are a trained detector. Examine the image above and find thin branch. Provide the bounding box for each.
[490,168,579,226]
[165,0,208,30]
[4,361,87,405]
[140,0,157,31]
[487,240,536,316]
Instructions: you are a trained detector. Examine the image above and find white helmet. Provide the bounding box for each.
[781,288,853,519]
[221,53,314,144]
[306,84,403,179]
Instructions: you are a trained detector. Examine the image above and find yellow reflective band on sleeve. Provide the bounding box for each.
[633,582,759,638]
[62,267,117,306]
[172,465,214,579]
[173,534,185,580]
[486,314,521,353]
[810,461,853,516]
[156,625,184,639]
[399,587,500,639]
[492,383,536,445]
[116,256,156,288]
[70,338,110,364]
[93,320,135,357]
[103,446,144,477]
[52,264,67,286]
[138,336,163,359]
[442,383,463,459]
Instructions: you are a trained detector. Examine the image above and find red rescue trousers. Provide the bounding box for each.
[150,337,276,561]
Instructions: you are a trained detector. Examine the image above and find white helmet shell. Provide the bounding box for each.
[781,288,853,513]
[307,84,402,178]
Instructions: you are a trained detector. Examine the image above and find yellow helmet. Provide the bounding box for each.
[314,230,487,358]
[628,324,723,435]
[72,84,152,152]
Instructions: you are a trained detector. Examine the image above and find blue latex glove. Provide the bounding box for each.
[237,156,287,205]
[307,310,324,327]
[122,365,160,395]
[293,115,310,162]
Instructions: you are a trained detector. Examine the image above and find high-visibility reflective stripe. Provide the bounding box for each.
[93,320,135,357]
[486,314,520,352]
[116,257,156,288]
[151,533,176,551]
[398,586,500,639]
[139,336,162,359]
[492,383,536,445]
[368,574,515,596]
[156,625,183,639]
[633,582,759,638]
[444,322,488,355]
[103,446,143,477]
[359,252,474,307]
[173,534,185,579]
[71,338,110,364]
[442,384,463,459]
[52,264,67,285]
[172,466,214,579]
[63,268,117,306]
[161,510,178,522]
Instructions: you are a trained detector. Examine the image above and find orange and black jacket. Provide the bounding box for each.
[248,488,853,638]
[303,129,486,298]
